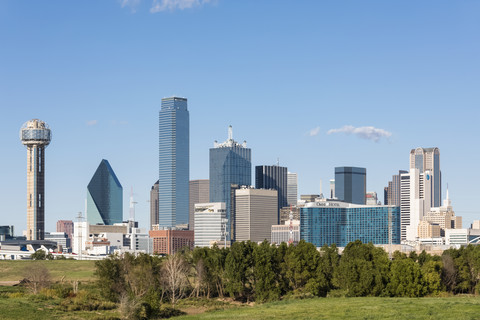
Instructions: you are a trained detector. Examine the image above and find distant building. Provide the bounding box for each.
[422,189,461,236]
[235,188,277,243]
[194,202,226,247]
[210,126,251,242]
[329,179,335,199]
[366,191,378,206]
[287,172,298,206]
[256,165,287,223]
[86,159,123,225]
[472,221,480,229]
[189,179,209,230]
[149,229,194,255]
[335,166,366,205]
[301,199,400,247]
[417,221,441,239]
[271,220,300,244]
[56,220,73,240]
[159,97,190,228]
[44,232,70,252]
[280,206,300,224]
[150,181,159,230]
[410,147,441,207]
[384,170,408,206]
[300,194,320,203]
[0,226,15,241]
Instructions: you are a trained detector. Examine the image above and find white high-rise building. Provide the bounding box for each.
[401,168,434,241]
[194,202,226,247]
[287,172,298,206]
[410,147,441,207]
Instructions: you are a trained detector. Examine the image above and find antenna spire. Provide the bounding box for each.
[228,125,233,141]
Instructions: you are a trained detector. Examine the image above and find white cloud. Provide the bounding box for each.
[308,126,321,137]
[120,0,141,12]
[150,0,212,13]
[327,125,392,142]
[86,120,98,126]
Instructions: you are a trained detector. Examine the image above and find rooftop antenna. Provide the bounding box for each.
[277,158,280,166]
[129,187,137,222]
[228,125,233,141]
[76,212,84,261]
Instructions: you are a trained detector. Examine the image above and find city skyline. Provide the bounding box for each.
[1,1,479,233]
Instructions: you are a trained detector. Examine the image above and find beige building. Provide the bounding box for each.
[235,188,277,243]
[421,188,461,237]
[418,220,441,239]
[189,179,210,230]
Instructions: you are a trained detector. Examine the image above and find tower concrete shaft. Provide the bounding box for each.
[26,145,46,240]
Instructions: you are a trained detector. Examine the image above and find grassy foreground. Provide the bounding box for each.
[177,296,480,320]
[0,260,96,282]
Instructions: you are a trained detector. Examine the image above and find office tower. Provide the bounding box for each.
[287,172,298,206]
[189,179,210,230]
[300,194,320,202]
[271,220,300,244]
[384,170,408,206]
[150,181,159,230]
[300,199,401,247]
[194,202,226,247]
[334,167,366,205]
[20,119,52,240]
[423,189,461,236]
[410,147,441,207]
[56,220,74,240]
[329,179,335,199]
[235,187,277,243]
[86,159,123,225]
[210,126,251,241]
[400,168,434,241]
[159,97,189,228]
[256,165,287,223]
[149,229,194,255]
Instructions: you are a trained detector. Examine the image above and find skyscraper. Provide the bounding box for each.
[256,165,287,223]
[189,179,210,230]
[20,119,52,240]
[159,97,189,228]
[150,180,159,230]
[287,172,298,206]
[385,170,408,206]
[87,159,123,225]
[210,126,251,241]
[410,147,441,207]
[334,166,366,205]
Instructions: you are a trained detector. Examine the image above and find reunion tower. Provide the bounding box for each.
[20,119,52,240]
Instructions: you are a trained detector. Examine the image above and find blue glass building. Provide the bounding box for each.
[209,126,251,241]
[300,200,400,247]
[335,166,366,205]
[255,165,287,223]
[87,159,123,225]
[159,97,189,228]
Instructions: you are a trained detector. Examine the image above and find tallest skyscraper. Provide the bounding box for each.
[159,97,189,228]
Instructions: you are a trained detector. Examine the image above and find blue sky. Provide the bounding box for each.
[1,0,479,232]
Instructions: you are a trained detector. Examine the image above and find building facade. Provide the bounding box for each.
[334,167,366,205]
[255,165,287,223]
[189,179,210,230]
[149,229,194,255]
[300,199,401,247]
[287,172,298,206]
[20,119,52,240]
[150,180,159,230]
[271,220,300,244]
[235,188,277,243]
[410,147,441,207]
[159,97,189,228]
[384,170,408,206]
[56,220,74,240]
[194,202,226,247]
[209,126,251,241]
[86,159,123,225]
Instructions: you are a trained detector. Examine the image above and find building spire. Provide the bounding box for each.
[228,125,233,141]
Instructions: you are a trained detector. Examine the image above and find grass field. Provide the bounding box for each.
[0,260,97,282]
[176,296,480,320]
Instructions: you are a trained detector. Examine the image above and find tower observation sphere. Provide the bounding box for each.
[19,119,52,240]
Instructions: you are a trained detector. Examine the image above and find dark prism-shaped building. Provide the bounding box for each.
[255,165,287,223]
[87,159,123,225]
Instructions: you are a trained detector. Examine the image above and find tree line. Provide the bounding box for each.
[95,240,480,316]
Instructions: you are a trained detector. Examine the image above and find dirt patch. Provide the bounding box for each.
[0,281,20,286]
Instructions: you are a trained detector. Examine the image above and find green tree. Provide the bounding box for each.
[387,258,426,297]
[283,240,320,294]
[422,260,444,295]
[253,240,280,302]
[224,241,256,301]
